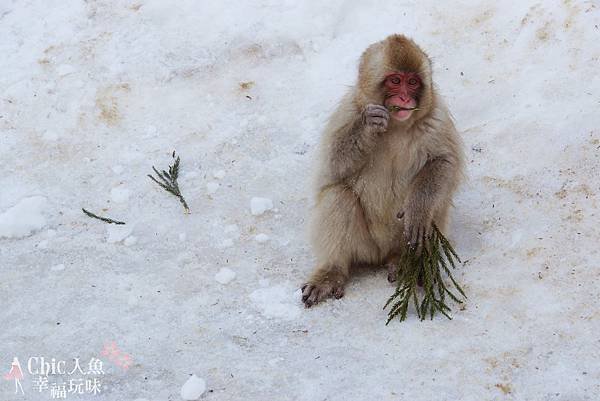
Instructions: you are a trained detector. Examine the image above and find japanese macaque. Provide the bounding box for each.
[302,34,464,307]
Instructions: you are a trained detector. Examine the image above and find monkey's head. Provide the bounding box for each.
[356,34,434,124]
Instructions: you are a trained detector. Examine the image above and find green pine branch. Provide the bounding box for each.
[384,224,466,324]
[148,152,190,213]
[82,208,126,225]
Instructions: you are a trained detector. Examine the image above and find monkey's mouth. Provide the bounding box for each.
[387,105,419,121]
[387,105,419,112]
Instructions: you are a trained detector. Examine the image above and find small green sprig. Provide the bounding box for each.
[148,152,190,213]
[384,224,465,324]
[387,105,420,113]
[82,208,126,225]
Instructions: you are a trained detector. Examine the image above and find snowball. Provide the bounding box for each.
[111,165,124,174]
[206,182,219,194]
[178,233,187,242]
[111,186,130,203]
[51,264,65,271]
[250,285,301,321]
[250,197,273,216]
[213,170,226,179]
[255,233,269,243]
[180,375,206,400]
[106,224,133,243]
[0,196,48,238]
[215,267,236,284]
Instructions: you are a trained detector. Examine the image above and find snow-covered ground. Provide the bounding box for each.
[1,1,599,400]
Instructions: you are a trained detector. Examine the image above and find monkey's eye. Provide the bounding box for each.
[408,78,419,86]
[390,77,401,85]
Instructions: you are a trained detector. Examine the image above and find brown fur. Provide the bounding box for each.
[302,34,464,307]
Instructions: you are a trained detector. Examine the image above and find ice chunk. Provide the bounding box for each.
[0,196,48,238]
[250,197,273,216]
[180,375,206,400]
[213,170,226,179]
[215,267,236,284]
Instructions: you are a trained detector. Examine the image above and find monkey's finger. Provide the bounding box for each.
[305,286,326,308]
[365,104,389,113]
[332,286,344,299]
[406,225,421,251]
[424,224,432,240]
[369,117,388,128]
[367,108,389,119]
[301,284,312,302]
[386,263,399,283]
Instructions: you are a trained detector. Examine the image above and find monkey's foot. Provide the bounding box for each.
[301,272,346,308]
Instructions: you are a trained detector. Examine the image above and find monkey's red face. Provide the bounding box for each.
[383,72,421,121]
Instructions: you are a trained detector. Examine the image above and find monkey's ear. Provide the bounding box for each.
[356,42,389,107]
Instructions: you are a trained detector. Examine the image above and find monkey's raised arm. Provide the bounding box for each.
[326,103,389,182]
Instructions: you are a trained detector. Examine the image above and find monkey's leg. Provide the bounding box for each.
[301,264,348,307]
[303,187,379,307]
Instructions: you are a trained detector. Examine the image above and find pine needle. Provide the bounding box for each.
[384,224,466,324]
[148,151,190,213]
[82,208,126,225]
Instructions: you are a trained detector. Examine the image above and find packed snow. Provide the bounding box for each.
[50,263,65,271]
[249,284,302,321]
[1,1,599,400]
[214,267,236,285]
[110,186,131,203]
[250,197,274,216]
[105,223,134,244]
[0,196,48,238]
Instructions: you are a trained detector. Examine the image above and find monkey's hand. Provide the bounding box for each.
[398,204,434,253]
[363,104,389,133]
